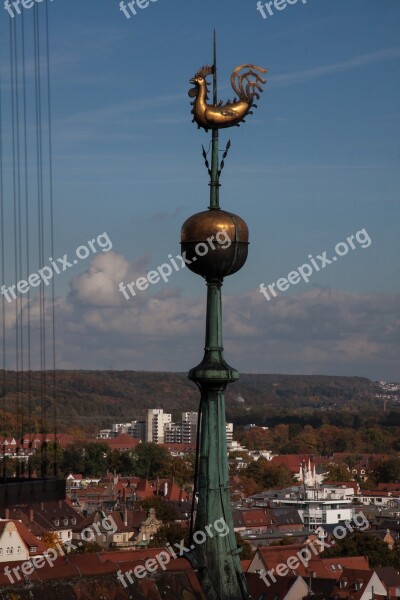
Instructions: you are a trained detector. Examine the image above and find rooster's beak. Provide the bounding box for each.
[189,78,196,84]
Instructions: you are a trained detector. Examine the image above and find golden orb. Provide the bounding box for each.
[181,209,249,279]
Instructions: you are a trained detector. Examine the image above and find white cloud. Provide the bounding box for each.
[1,254,399,379]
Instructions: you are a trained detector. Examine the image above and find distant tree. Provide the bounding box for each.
[292,425,321,454]
[29,443,64,477]
[41,531,60,550]
[161,455,194,487]
[82,442,109,477]
[323,463,352,482]
[106,450,136,476]
[237,476,263,497]
[134,442,169,479]
[344,454,363,469]
[136,496,178,523]
[0,457,19,477]
[361,428,390,454]
[270,537,297,546]
[245,460,293,489]
[322,531,397,568]
[70,541,104,554]
[148,522,189,548]
[245,460,267,486]
[234,533,255,560]
[375,458,400,483]
[62,445,85,475]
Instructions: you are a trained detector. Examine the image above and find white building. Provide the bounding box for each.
[0,521,30,562]
[146,409,172,444]
[226,423,234,448]
[129,419,146,440]
[182,412,198,444]
[273,487,353,526]
[164,422,184,444]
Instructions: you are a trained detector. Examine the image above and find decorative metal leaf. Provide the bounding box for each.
[218,140,231,177]
[202,145,212,177]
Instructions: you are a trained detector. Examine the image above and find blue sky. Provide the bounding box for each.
[0,0,399,380]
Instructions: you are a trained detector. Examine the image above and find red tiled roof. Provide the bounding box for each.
[135,479,154,499]
[240,509,270,527]
[102,433,140,450]
[322,556,370,572]
[161,443,196,452]
[255,544,338,579]
[0,520,48,557]
[241,560,252,573]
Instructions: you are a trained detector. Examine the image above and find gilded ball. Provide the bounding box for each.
[180,209,249,279]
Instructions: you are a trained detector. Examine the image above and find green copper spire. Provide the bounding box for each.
[182,33,267,599]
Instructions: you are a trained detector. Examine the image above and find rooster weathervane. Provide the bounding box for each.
[188,34,267,131]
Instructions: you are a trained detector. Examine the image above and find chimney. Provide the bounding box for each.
[164,482,168,497]
[123,507,128,527]
[5,508,10,520]
[29,508,34,523]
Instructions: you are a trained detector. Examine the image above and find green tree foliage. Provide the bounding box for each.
[29,443,64,477]
[62,445,85,474]
[107,449,136,476]
[83,442,109,477]
[270,537,297,546]
[375,458,400,483]
[136,496,178,523]
[161,455,194,487]
[148,522,189,548]
[245,460,293,489]
[323,463,352,482]
[322,531,400,569]
[235,533,256,560]
[134,442,169,479]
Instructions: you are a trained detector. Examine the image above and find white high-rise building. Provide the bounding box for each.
[146,409,172,444]
[164,423,183,444]
[182,412,198,444]
[226,423,234,448]
[128,419,146,441]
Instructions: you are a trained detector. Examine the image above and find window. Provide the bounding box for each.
[337,514,341,519]
[17,546,21,554]
[54,520,59,526]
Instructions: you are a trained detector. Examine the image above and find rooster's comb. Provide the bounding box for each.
[195,64,214,79]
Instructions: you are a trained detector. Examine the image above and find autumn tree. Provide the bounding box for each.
[322,531,399,569]
[323,463,352,482]
[375,458,400,483]
[235,533,255,560]
[136,496,178,523]
[133,442,169,479]
[245,460,293,489]
[148,522,189,548]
